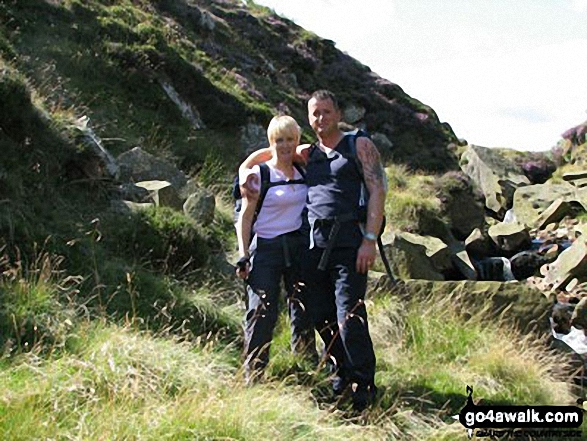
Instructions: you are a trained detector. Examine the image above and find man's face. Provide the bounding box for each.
[308,97,341,138]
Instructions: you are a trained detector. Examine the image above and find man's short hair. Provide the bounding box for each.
[267,115,301,145]
[309,90,340,110]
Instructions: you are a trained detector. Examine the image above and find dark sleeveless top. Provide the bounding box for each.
[304,134,364,249]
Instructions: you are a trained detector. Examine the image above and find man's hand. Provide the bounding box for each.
[356,239,377,274]
[295,143,312,164]
[240,172,260,199]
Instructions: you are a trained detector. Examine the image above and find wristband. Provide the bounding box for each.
[363,232,377,242]
[236,256,250,270]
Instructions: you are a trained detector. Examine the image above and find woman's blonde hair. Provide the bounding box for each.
[267,115,301,145]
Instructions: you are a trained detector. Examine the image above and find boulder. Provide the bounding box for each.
[378,232,449,280]
[183,188,216,224]
[117,147,188,190]
[459,144,530,216]
[448,241,477,280]
[510,250,549,280]
[434,171,486,241]
[110,200,155,214]
[371,132,393,157]
[488,222,531,253]
[240,123,269,155]
[343,104,366,124]
[475,257,515,281]
[114,183,151,202]
[374,279,552,333]
[571,297,587,330]
[135,180,184,210]
[465,228,496,258]
[543,238,587,291]
[535,199,572,230]
[511,182,579,227]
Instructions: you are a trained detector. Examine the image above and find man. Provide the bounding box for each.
[301,90,385,411]
[240,90,386,410]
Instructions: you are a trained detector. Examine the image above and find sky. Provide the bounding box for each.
[253,0,587,151]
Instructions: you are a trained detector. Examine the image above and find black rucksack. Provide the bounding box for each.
[232,162,306,226]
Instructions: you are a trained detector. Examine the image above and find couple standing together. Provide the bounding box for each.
[235,90,387,411]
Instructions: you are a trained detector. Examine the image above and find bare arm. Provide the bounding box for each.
[240,148,272,171]
[235,173,260,279]
[355,137,387,273]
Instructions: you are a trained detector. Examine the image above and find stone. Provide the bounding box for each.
[465,228,495,258]
[371,132,393,157]
[488,222,531,253]
[475,257,515,281]
[571,297,587,329]
[543,238,587,291]
[552,302,575,334]
[378,232,449,281]
[375,279,552,333]
[511,182,587,228]
[117,147,188,190]
[510,251,549,280]
[183,188,216,224]
[240,123,269,155]
[536,199,572,230]
[459,144,530,216]
[448,241,477,280]
[343,104,366,124]
[135,180,184,210]
[543,244,560,260]
[110,200,155,214]
[566,278,579,292]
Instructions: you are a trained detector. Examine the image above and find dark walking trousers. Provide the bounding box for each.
[243,229,315,377]
[302,245,376,390]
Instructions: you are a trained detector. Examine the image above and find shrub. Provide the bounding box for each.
[0,247,79,352]
[104,207,210,273]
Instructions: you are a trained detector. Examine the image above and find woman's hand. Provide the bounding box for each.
[236,256,250,280]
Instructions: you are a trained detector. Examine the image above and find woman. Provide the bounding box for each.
[235,115,315,383]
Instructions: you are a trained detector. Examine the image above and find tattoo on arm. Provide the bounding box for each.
[358,140,385,190]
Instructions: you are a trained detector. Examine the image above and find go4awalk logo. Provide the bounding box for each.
[453,386,583,438]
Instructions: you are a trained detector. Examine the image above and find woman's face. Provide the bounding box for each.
[271,129,298,163]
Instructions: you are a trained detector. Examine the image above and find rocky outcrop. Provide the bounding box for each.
[135,180,184,210]
[511,182,585,227]
[375,279,552,333]
[117,148,188,190]
[184,188,216,225]
[488,222,531,254]
[459,145,530,217]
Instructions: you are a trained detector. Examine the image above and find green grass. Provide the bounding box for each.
[0,1,582,439]
[0,287,576,440]
[384,164,442,233]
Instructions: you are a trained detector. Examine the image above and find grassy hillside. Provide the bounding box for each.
[0,1,583,439]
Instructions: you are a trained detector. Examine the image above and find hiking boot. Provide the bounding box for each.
[351,383,378,411]
[332,375,349,396]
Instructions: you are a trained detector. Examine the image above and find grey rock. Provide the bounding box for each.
[117,147,188,190]
[241,123,269,155]
[488,222,531,253]
[459,144,530,216]
[183,188,216,224]
[343,104,366,124]
[135,180,184,210]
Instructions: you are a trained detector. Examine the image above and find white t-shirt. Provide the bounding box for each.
[239,164,308,239]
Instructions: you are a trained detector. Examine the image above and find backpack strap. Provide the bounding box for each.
[254,162,305,219]
[253,162,271,220]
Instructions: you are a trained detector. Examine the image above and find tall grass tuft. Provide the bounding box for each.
[0,244,80,353]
